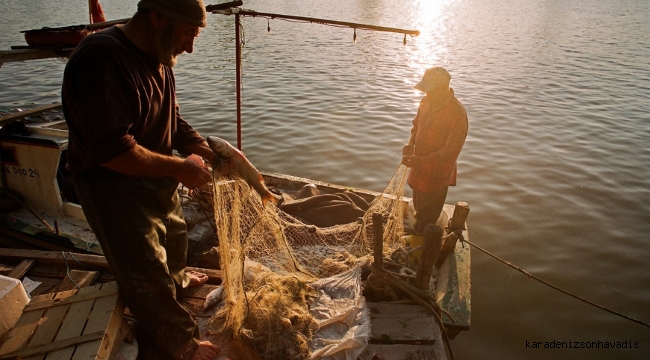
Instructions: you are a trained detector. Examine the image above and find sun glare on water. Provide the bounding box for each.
[407,0,454,85]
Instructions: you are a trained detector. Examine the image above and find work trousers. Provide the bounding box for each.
[412,185,449,234]
[73,170,199,360]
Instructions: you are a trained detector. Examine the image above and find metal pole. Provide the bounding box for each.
[235,12,242,150]
[238,10,420,36]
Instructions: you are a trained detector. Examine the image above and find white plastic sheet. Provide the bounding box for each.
[309,266,369,360]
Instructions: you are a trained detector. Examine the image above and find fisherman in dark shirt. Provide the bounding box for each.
[402,67,468,233]
[62,1,222,359]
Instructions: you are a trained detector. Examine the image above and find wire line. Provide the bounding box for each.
[461,237,650,328]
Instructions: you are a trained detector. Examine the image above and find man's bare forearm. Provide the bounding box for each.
[183,140,216,164]
[101,145,184,178]
[101,144,213,189]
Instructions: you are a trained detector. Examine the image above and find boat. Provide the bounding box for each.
[22,25,92,48]
[20,19,129,49]
[19,0,123,49]
[0,0,128,67]
[0,104,470,359]
[1,3,468,357]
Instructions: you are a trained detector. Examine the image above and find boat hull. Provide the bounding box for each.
[23,26,91,48]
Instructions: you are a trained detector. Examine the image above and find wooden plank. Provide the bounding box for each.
[22,294,72,360]
[52,270,99,292]
[0,103,62,124]
[180,298,204,315]
[0,249,221,284]
[414,227,443,290]
[23,283,117,312]
[6,259,35,279]
[47,284,116,360]
[0,220,103,255]
[97,290,129,360]
[0,289,76,356]
[0,291,56,354]
[28,288,80,305]
[367,302,438,343]
[0,262,12,275]
[359,344,444,360]
[179,283,220,314]
[262,171,384,203]
[0,248,108,269]
[0,305,46,355]
[0,234,41,251]
[21,263,114,284]
[0,332,104,359]
[103,315,131,360]
[0,226,74,253]
[0,282,125,360]
[0,50,73,68]
[72,282,122,360]
[46,283,113,360]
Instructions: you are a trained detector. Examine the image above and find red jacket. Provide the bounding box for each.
[407,89,468,193]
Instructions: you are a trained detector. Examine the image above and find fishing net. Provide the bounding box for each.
[209,165,411,360]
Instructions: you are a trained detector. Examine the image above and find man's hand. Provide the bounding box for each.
[401,155,425,168]
[403,143,414,156]
[190,340,220,360]
[174,156,212,189]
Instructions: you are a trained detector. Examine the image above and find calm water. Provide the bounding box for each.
[1,0,649,358]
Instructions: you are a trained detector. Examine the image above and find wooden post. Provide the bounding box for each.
[449,202,470,232]
[435,202,470,269]
[372,213,383,268]
[414,224,443,290]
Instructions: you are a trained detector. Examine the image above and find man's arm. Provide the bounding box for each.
[403,132,416,156]
[182,140,216,165]
[101,145,212,189]
[402,103,422,158]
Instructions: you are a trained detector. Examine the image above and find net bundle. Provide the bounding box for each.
[209,165,410,359]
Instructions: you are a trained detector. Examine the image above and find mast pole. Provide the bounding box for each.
[235,12,242,150]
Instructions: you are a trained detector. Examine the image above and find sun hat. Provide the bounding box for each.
[414,67,451,93]
[137,0,207,27]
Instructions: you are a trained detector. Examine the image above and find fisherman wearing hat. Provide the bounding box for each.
[62,1,224,359]
[402,67,469,233]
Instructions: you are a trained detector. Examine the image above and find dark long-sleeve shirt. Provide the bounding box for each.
[62,26,204,172]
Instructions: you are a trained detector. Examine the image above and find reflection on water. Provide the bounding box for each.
[1,0,649,359]
[408,0,450,76]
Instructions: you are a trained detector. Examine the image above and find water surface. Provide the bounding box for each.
[1,0,649,359]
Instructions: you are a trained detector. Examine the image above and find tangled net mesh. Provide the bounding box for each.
[209,165,410,359]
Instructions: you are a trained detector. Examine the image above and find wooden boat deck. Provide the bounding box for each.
[1,245,460,359]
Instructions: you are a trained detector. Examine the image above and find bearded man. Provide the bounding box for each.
[62,1,222,359]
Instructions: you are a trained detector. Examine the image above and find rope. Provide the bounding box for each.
[461,238,650,329]
[61,251,81,290]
